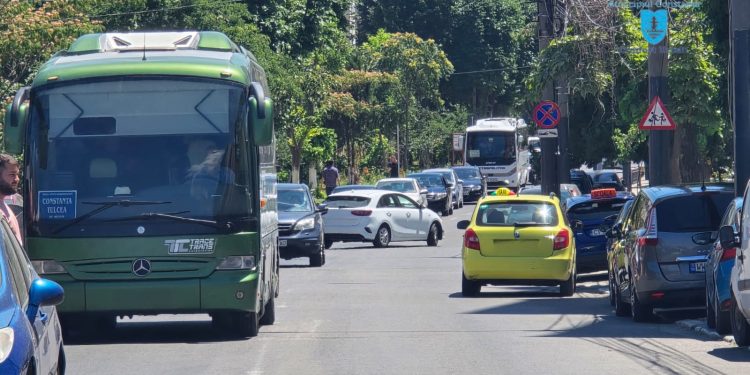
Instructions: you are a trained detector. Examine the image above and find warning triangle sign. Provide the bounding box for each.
[639,96,676,130]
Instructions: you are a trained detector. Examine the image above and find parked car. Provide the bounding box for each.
[330,185,376,195]
[706,197,742,334]
[719,180,750,346]
[566,188,634,272]
[423,168,464,209]
[606,198,636,307]
[323,190,443,248]
[277,183,328,266]
[407,173,454,216]
[2,219,66,374]
[458,193,578,297]
[593,170,626,191]
[451,166,486,202]
[611,184,734,322]
[375,178,427,207]
[570,169,595,194]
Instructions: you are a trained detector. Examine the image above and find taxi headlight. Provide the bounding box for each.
[0,327,14,363]
[31,260,67,275]
[216,256,256,270]
[294,217,315,231]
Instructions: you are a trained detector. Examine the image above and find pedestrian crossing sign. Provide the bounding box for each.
[639,96,675,130]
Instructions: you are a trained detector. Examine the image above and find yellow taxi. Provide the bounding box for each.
[457,191,577,297]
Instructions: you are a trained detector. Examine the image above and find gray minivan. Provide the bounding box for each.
[610,184,734,321]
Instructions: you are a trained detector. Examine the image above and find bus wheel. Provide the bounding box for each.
[233,311,259,338]
[259,295,276,326]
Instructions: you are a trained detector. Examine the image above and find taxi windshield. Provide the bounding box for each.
[476,201,558,226]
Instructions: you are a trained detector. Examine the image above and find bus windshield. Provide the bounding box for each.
[27,78,251,237]
[465,131,516,165]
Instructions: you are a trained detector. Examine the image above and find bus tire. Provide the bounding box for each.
[234,311,259,337]
[259,295,276,326]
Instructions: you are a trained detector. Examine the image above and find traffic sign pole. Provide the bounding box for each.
[647,30,674,186]
[730,0,750,196]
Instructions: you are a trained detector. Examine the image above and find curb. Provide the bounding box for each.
[675,319,735,344]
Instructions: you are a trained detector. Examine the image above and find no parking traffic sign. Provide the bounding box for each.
[533,101,561,129]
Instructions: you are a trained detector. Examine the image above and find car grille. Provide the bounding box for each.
[278,222,294,236]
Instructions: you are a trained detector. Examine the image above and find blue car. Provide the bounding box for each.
[0,219,66,374]
[567,189,633,272]
[706,197,743,334]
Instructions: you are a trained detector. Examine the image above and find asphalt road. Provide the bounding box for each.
[65,203,749,374]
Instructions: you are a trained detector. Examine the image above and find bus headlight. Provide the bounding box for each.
[294,217,315,231]
[216,256,256,270]
[31,260,67,275]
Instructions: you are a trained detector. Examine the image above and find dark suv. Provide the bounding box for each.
[278,183,328,267]
[609,184,734,321]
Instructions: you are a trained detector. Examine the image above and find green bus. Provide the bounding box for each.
[3,31,279,337]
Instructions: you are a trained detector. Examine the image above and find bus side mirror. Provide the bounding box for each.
[249,82,273,146]
[4,87,30,155]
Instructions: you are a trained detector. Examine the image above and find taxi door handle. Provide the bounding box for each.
[406,213,411,218]
[386,212,392,217]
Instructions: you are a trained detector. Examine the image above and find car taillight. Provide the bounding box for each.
[464,228,480,250]
[637,207,658,246]
[553,229,569,251]
[721,248,737,261]
[351,210,372,216]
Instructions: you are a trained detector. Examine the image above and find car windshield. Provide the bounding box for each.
[27,78,248,237]
[656,192,734,232]
[278,190,312,212]
[410,175,443,187]
[476,201,559,226]
[568,199,628,221]
[324,196,371,208]
[465,131,516,165]
[376,181,416,193]
[594,173,619,182]
[454,168,480,180]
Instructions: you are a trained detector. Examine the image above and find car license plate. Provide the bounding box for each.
[279,240,287,247]
[689,262,706,273]
[487,177,502,182]
[589,228,605,237]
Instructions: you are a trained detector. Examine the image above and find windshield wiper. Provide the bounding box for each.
[104,212,229,230]
[514,222,541,227]
[52,200,171,234]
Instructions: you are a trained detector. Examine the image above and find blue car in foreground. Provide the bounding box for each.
[567,189,633,272]
[0,219,66,374]
[706,197,743,334]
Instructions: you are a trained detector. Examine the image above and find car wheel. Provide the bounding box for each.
[310,242,324,267]
[462,272,481,297]
[427,223,439,246]
[716,296,731,335]
[324,237,333,249]
[441,206,450,216]
[630,283,653,322]
[259,294,276,326]
[731,295,750,346]
[607,271,616,307]
[233,310,259,337]
[706,291,717,329]
[613,280,630,317]
[559,267,576,297]
[449,206,454,215]
[459,197,464,208]
[373,225,391,248]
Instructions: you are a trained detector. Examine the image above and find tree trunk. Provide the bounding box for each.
[291,148,302,183]
[308,165,318,190]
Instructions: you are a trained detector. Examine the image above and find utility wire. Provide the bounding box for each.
[451,65,533,76]
[54,0,242,22]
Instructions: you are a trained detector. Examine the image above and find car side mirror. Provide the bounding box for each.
[606,223,622,238]
[457,220,470,230]
[719,225,740,250]
[249,82,273,146]
[27,278,64,323]
[317,203,329,215]
[4,86,30,155]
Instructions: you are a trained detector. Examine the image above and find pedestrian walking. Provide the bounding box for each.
[387,156,399,178]
[321,160,339,196]
[0,154,22,244]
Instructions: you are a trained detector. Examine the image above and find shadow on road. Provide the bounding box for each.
[708,347,750,362]
[64,319,250,345]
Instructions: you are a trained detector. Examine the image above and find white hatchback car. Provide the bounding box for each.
[323,190,443,248]
[375,178,427,207]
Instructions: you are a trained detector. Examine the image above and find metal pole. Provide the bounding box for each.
[539,0,559,196]
[647,22,672,186]
[731,0,750,196]
[396,121,400,175]
[557,83,570,183]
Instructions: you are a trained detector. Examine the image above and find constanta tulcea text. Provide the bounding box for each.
[608,1,701,8]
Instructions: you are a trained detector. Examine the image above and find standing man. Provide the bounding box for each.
[387,155,399,178]
[0,154,22,244]
[321,160,339,196]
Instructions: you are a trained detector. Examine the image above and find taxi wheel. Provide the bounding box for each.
[559,268,576,297]
[462,272,481,297]
[427,223,439,246]
[373,225,391,248]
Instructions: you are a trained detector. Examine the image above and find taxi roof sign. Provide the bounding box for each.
[489,187,516,196]
[591,188,617,200]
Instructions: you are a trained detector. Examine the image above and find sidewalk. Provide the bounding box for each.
[676,318,736,344]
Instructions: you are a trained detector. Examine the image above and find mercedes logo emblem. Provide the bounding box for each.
[132,258,151,277]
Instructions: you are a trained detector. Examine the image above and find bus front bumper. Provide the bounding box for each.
[49,270,261,315]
